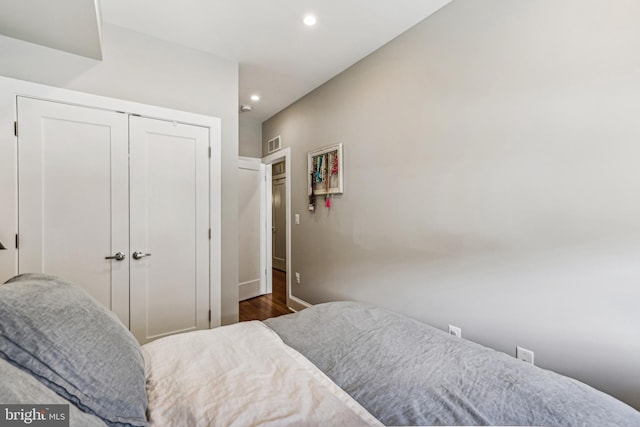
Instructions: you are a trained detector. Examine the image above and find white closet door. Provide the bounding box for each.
[129,116,210,344]
[17,97,130,326]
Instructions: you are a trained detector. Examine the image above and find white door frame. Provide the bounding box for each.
[262,148,310,311]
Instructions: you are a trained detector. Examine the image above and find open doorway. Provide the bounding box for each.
[262,148,292,309]
[238,147,310,320]
[238,148,293,321]
[263,147,310,312]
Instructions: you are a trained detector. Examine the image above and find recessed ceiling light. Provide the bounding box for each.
[303,14,317,26]
[250,94,260,102]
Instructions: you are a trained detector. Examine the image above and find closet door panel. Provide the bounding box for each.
[129,116,209,343]
[17,97,130,326]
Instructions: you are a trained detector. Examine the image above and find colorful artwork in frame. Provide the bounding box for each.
[307,143,343,197]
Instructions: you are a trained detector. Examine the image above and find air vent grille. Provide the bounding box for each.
[267,135,281,153]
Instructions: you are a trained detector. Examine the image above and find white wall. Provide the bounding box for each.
[0,23,240,324]
[263,0,640,409]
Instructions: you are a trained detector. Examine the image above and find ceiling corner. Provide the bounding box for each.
[0,0,103,60]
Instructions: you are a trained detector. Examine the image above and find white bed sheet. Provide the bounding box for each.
[142,321,382,427]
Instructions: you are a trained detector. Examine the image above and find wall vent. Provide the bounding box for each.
[267,135,281,153]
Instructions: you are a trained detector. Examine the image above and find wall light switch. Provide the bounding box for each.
[295,272,301,284]
[295,214,300,225]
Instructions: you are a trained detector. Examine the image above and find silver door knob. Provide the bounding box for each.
[105,251,126,261]
[132,251,152,260]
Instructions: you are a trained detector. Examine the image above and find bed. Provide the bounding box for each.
[1,274,639,427]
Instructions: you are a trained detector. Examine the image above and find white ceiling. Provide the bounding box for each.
[0,0,451,122]
[0,0,103,60]
[99,0,452,121]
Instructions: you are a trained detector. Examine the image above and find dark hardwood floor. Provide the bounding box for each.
[239,269,293,322]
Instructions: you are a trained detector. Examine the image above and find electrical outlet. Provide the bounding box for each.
[516,346,535,365]
[295,214,300,225]
[295,272,300,284]
[448,324,462,338]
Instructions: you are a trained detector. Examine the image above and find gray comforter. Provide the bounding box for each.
[264,302,640,426]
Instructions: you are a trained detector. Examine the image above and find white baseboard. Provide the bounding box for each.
[287,295,312,312]
[239,279,261,301]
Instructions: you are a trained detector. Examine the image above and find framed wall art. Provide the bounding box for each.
[307,143,343,197]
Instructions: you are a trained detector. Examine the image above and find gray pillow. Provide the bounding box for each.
[0,274,148,427]
[0,358,108,427]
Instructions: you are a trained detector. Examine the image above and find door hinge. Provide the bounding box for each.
[15,234,19,249]
[208,310,211,321]
[14,121,18,137]
[208,147,211,158]
[208,228,211,240]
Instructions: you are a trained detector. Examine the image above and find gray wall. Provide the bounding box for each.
[0,23,240,324]
[263,0,640,409]
[239,115,263,157]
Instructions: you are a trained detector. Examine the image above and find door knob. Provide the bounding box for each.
[132,251,152,260]
[105,251,126,261]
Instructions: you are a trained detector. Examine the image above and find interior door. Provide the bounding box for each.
[238,158,266,301]
[17,97,130,326]
[272,172,287,272]
[129,116,210,344]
